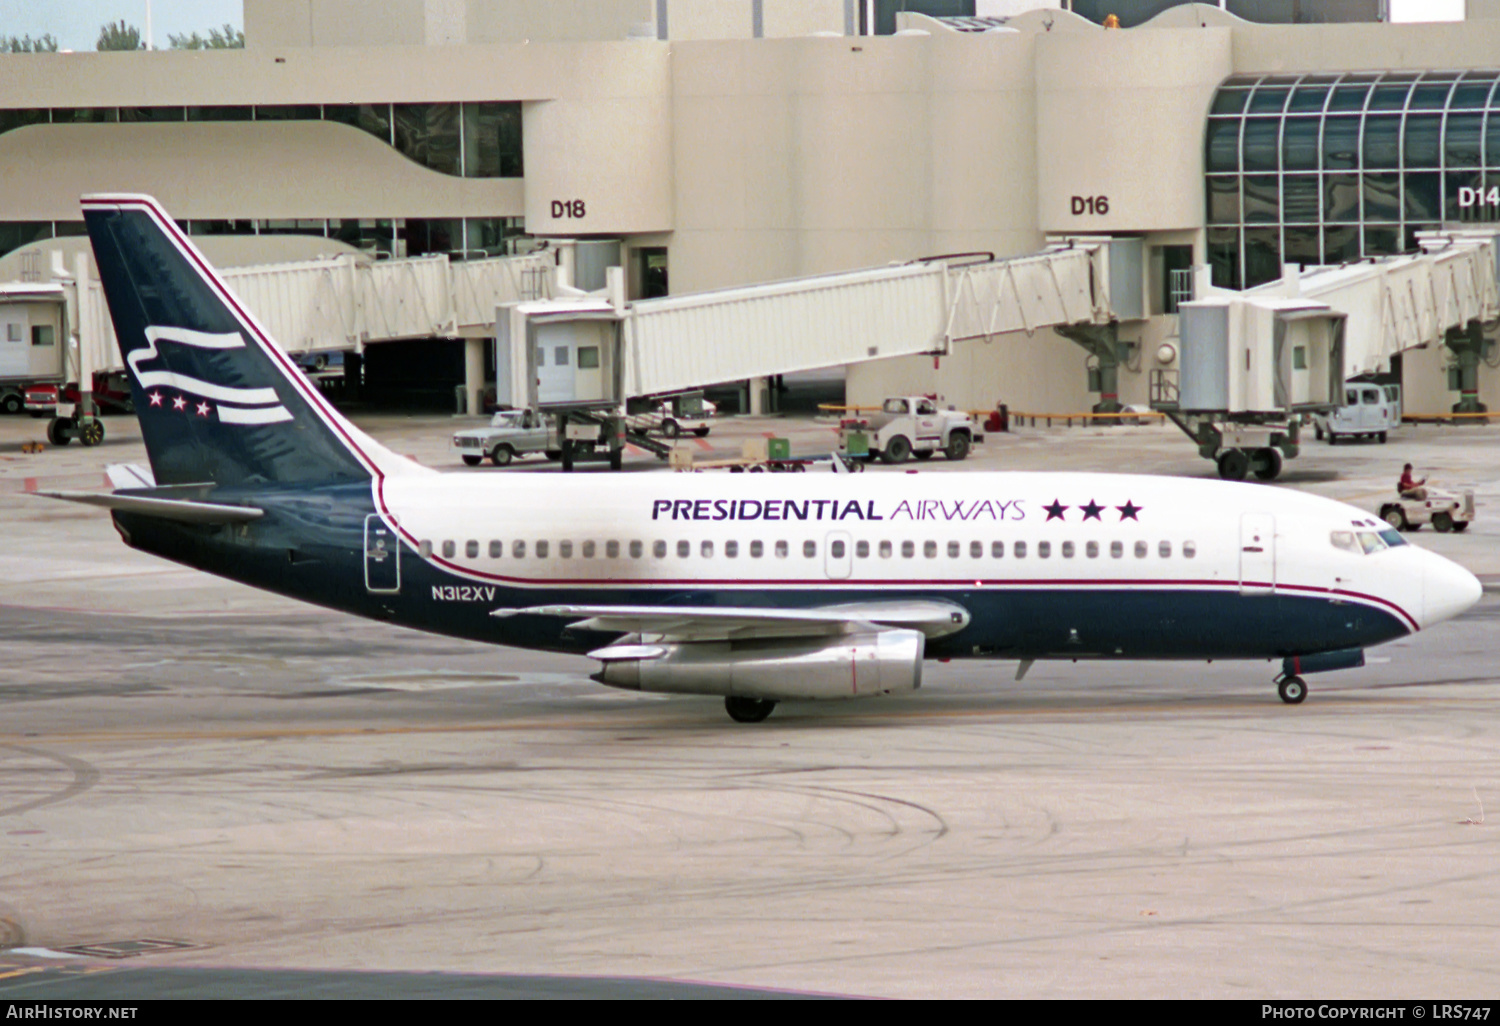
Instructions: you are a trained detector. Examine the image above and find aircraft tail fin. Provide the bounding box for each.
[82,194,429,488]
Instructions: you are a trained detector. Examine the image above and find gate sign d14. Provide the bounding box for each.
[1458,187,1500,213]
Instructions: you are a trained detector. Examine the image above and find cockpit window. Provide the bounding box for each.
[1356,531,1386,554]
[1330,531,1359,552]
[1379,528,1407,547]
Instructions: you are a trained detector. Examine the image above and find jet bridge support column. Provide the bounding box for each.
[1055,321,1122,416]
[1444,321,1489,416]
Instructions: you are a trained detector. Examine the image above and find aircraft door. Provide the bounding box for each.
[825,531,852,580]
[364,514,401,593]
[1239,513,1275,595]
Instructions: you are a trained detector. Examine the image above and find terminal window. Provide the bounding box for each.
[1206,70,1500,289]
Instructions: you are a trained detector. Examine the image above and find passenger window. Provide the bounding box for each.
[947,541,960,558]
[554,346,569,366]
[466,540,479,558]
[1038,541,1051,558]
[513,540,526,558]
[1159,541,1171,558]
[1061,541,1074,558]
[1183,541,1197,558]
[490,540,504,558]
[1014,541,1027,558]
[726,540,739,558]
[803,540,817,558]
[830,540,845,558]
[653,540,667,558]
[1134,541,1147,558]
[629,540,643,558]
[442,540,455,558]
[536,540,549,558]
[751,540,764,558]
[924,541,938,558]
[559,540,573,558]
[677,540,690,557]
[1086,540,1099,558]
[701,541,714,558]
[775,540,789,558]
[970,541,983,559]
[855,540,868,558]
[605,540,620,558]
[902,540,915,558]
[991,541,1004,558]
[582,540,595,558]
[1111,540,1123,558]
[880,540,893,558]
[419,540,432,558]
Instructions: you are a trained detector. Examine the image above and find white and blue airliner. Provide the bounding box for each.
[43,194,1483,722]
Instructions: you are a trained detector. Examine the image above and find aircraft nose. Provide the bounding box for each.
[1422,552,1483,628]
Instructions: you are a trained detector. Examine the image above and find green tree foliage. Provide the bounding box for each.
[2,34,60,52]
[96,20,144,51]
[168,24,244,50]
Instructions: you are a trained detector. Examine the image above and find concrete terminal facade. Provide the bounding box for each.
[5,1,1500,416]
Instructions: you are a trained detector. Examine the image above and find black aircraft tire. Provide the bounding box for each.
[77,419,104,447]
[725,696,777,723]
[1251,447,1282,481]
[1216,448,1249,481]
[1433,512,1454,533]
[882,435,912,464]
[1278,676,1308,705]
[46,417,71,446]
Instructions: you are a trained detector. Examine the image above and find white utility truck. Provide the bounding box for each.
[837,396,979,464]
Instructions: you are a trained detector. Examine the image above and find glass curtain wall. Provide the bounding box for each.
[1205,70,1500,289]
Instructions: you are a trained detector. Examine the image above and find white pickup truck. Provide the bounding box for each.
[452,408,553,466]
[838,396,979,463]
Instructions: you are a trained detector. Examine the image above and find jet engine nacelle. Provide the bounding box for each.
[591,629,925,701]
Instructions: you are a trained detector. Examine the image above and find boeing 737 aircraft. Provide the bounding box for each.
[43,194,1483,722]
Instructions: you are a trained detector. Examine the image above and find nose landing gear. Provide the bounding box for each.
[1276,674,1308,704]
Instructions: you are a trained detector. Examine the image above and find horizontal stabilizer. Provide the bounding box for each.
[35,490,264,524]
[494,600,970,642]
[106,463,157,490]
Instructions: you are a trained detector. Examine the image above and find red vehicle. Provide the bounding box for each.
[26,372,131,447]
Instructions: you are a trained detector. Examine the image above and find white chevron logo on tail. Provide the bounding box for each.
[132,326,293,424]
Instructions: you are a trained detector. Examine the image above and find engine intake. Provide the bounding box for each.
[591,629,925,701]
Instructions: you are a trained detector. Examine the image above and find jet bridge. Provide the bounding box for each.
[1157,230,1500,479]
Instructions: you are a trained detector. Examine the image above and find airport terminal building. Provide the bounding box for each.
[6,0,1500,416]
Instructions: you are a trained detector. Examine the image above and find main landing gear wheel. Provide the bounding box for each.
[76,418,104,447]
[45,416,71,446]
[1277,675,1308,705]
[725,696,777,723]
[1251,447,1282,481]
[1216,448,1249,481]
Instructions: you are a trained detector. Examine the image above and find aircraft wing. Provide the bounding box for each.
[493,600,970,642]
[35,490,264,524]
